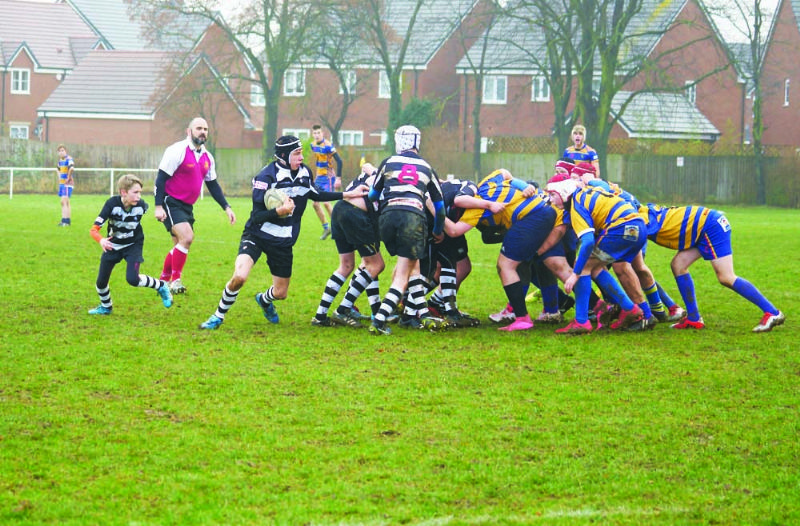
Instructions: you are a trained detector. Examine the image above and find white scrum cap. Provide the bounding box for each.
[394,125,421,154]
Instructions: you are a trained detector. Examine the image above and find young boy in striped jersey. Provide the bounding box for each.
[88,174,173,315]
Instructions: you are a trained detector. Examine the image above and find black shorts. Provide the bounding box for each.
[435,235,468,267]
[100,242,144,265]
[237,232,294,278]
[379,209,427,259]
[162,196,195,233]
[331,201,380,258]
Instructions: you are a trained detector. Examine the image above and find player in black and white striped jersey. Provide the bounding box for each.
[87,174,173,315]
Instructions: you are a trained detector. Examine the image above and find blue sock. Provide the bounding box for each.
[656,282,676,308]
[675,273,701,321]
[732,277,777,315]
[574,275,592,323]
[594,269,635,311]
[638,301,652,319]
[323,222,329,230]
[643,282,665,315]
[541,284,559,313]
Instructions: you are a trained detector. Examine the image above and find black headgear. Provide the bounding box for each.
[275,135,301,165]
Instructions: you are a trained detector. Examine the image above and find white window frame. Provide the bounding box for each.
[10,123,29,139]
[10,68,30,94]
[482,75,507,105]
[531,76,550,102]
[282,128,310,141]
[685,80,696,106]
[338,130,363,146]
[378,71,401,99]
[338,70,357,95]
[784,78,790,106]
[250,83,265,107]
[284,69,305,96]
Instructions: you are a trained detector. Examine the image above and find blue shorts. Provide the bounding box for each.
[500,206,556,262]
[697,210,733,260]
[58,184,73,198]
[595,218,647,264]
[315,176,334,192]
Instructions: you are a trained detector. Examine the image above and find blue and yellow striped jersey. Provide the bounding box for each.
[310,139,336,177]
[563,144,598,164]
[643,203,713,251]
[459,169,550,229]
[57,155,74,182]
[569,186,640,237]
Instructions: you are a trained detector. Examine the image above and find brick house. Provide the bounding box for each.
[759,0,800,148]
[0,0,105,140]
[273,0,485,147]
[455,0,746,149]
[37,50,258,148]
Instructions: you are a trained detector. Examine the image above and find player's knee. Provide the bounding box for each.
[126,275,140,287]
[229,273,248,290]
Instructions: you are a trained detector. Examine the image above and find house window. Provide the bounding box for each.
[784,78,790,106]
[531,76,550,102]
[250,83,265,107]
[378,71,401,99]
[370,130,388,145]
[284,69,305,96]
[11,68,30,94]
[483,75,507,104]
[282,128,310,140]
[338,130,363,146]
[338,70,357,95]
[685,81,696,106]
[592,78,601,96]
[10,124,29,139]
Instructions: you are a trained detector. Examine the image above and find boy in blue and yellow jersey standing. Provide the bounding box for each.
[310,124,343,240]
[56,145,74,227]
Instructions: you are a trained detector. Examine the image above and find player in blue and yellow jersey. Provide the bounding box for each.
[643,203,785,332]
[563,124,600,178]
[310,124,343,240]
[545,173,650,334]
[446,168,562,332]
[570,162,685,324]
[56,144,75,226]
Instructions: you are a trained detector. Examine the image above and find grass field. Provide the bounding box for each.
[1,194,798,525]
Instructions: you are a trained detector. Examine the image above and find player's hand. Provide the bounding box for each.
[361,162,376,175]
[344,185,368,199]
[564,272,578,294]
[432,232,445,244]
[225,206,236,225]
[487,201,506,214]
[99,237,113,252]
[522,185,536,198]
[155,206,166,222]
[277,198,295,217]
[334,178,342,191]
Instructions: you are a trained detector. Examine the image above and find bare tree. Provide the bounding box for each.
[452,0,506,177]
[135,0,325,160]
[350,0,427,153]
[312,4,372,144]
[703,0,773,205]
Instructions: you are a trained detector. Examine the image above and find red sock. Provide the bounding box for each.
[160,249,173,281]
[171,245,189,281]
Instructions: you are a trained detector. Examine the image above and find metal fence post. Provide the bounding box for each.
[9,169,13,199]
[110,169,115,196]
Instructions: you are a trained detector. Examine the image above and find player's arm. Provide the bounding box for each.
[66,161,75,186]
[205,179,235,224]
[427,172,446,237]
[90,204,112,251]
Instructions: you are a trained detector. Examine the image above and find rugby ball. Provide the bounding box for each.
[263,188,287,210]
